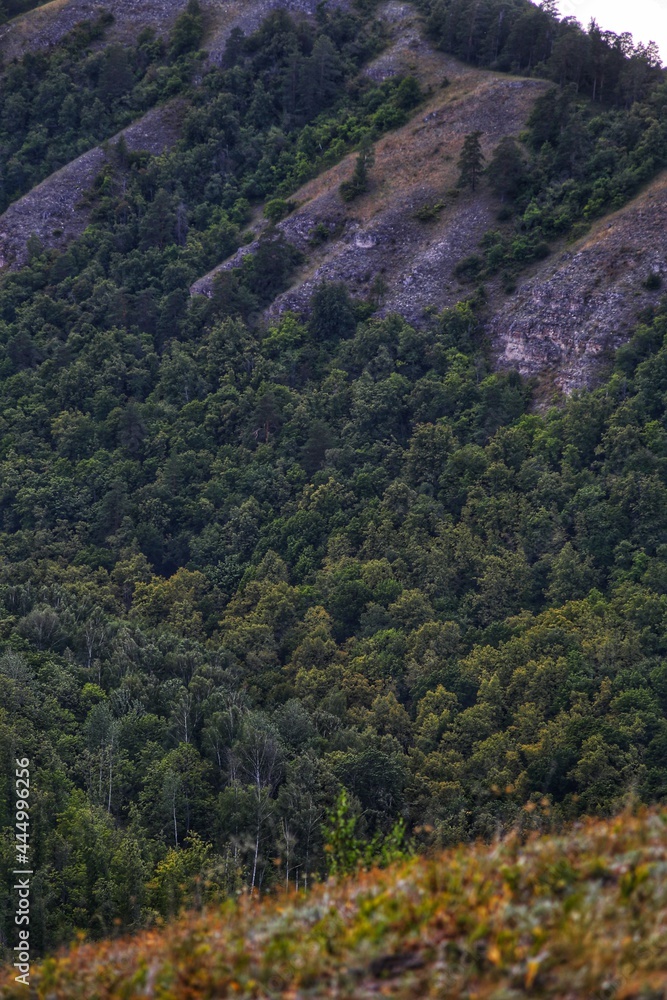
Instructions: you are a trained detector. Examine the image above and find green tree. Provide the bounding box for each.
[486,136,527,202]
[309,282,357,342]
[340,136,375,202]
[169,0,204,59]
[457,131,485,192]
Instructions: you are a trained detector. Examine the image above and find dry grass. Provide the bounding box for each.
[3,807,667,998]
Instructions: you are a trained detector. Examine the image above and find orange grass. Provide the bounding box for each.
[3,808,667,998]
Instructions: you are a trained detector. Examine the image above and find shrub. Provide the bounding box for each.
[414,202,444,222]
[454,253,484,280]
[264,198,293,224]
[644,271,663,291]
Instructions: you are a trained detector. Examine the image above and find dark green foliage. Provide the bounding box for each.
[457,131,485,191]
[264,198,294,224]
[414,201,445,222]
[486,136,527,202]
[394,75,423,110]
[423,0,663,104]
[168,0,204,60]
[309,282,358,341]
[644,272,663,291]
[0,16,204,214]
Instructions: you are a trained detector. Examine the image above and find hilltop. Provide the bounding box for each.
[2,808,667,998]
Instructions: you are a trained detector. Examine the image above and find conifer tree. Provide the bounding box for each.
[457,131,485,192]
[486,136,526,201]
[340,135,375,202]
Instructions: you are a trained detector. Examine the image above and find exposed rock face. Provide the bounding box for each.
[0,102,185,267]
[491,173,667,392]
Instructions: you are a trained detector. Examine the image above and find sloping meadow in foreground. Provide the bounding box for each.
[2,808,667,999]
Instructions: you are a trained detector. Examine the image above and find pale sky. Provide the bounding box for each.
[557,0,667,64]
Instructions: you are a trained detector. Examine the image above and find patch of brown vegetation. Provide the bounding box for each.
[491,171,667,393]
[0,101,186,268]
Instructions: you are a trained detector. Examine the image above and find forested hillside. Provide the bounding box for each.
[1,0,667,964]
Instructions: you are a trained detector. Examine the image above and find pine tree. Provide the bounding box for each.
[340,136,375,202]
[457,131,485,192]
[539,0,560,18]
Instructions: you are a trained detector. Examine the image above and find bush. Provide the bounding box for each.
[340,137,375,202]
[264,198,293,224]
[414,202,444,222]
[644,272,663,291]
[454,253,484,281]
[309,222,333,245]
[394,75,423,111]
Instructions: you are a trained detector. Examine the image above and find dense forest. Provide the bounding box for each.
[1,0,667,960]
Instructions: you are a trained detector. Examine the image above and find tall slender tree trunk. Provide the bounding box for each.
[107,744,113,812]
[251,820,260,893]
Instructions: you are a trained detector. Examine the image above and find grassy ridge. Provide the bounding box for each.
[3,807,667,998]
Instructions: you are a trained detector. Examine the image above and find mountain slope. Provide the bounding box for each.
[191,66,547,321]
[3,0,667,966]
[0,101,185,267]
[2,808,666,999]
[191,1,549,315]
[1,0,664,392]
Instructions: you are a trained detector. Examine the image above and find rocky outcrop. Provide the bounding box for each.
[0,101,185,268]
[491,172,667,392]
[191,72,547,324]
